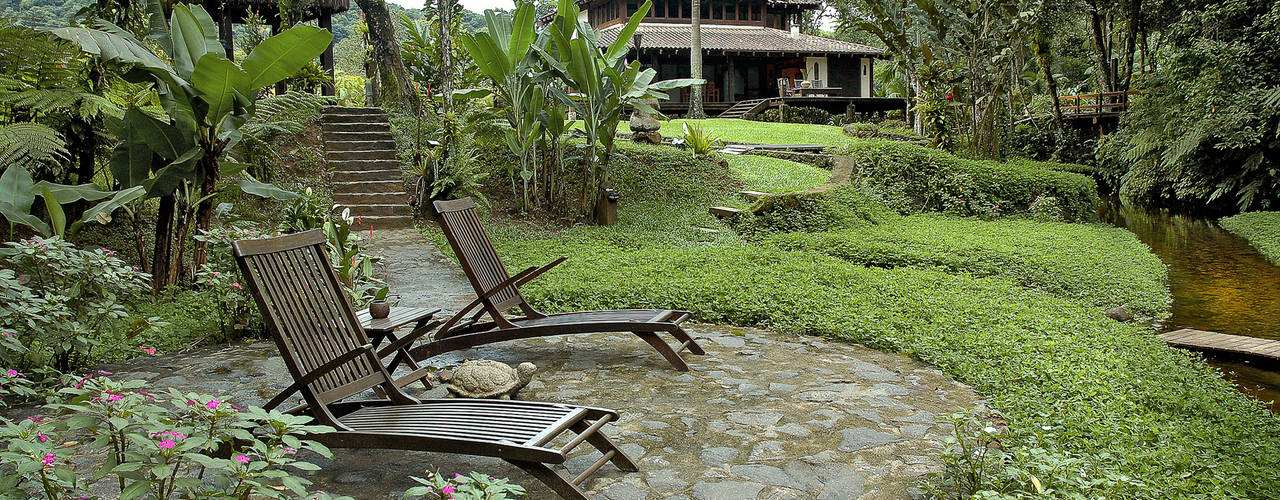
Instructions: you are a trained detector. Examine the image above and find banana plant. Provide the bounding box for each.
[456,2,545,210]
[0,164,145,238]
[537,0,703,216]
[52,0,329,270]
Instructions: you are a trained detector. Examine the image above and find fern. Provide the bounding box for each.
[0,123,68,168]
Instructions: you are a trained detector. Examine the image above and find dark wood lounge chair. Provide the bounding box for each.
[419,197,705,371]
[233,230,639,499]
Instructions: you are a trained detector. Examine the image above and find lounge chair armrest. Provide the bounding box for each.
[376,320,443,358]
[437,266,538,335]
[264,343,375,410]
[513,257,567,287]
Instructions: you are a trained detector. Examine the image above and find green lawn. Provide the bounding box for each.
[429,138,1280,497]
[725,155,830,193]
[1221,211,1280,265]
[658,118,854,148]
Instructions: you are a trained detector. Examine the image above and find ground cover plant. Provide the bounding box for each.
[844,139,1099,221]
[425,135,1280,497]
[725,155,830,194]
[1220,211,1280,265]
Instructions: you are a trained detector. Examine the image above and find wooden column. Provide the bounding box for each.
[319,10,335,96]
[726,55,735,103]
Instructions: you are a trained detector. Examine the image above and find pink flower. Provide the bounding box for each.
[37,431,48,443]
[441,485,455,495]
[205,399,220,410]
[5,369,19,377]
[42,453,55,465]
[97,370,112,376]
[231,282,242,290]
[212,271,220,277]
[157,439,176,449]
[229,403,242,412]
[234,454,250,464]
[186,400,196,405]
[140,346,157,355]
[139,391,155,399]
[27,417,44,422]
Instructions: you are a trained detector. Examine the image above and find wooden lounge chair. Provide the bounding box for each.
[233,230,639,499]
[418,197,705,371]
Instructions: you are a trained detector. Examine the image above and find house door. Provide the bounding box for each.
[860,58,872,97]
[804,56,827,86]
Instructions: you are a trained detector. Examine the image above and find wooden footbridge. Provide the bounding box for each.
[1016,90,1139,134]
[1159,328,1280,363]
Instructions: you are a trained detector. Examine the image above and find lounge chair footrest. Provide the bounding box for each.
[560,414,613,455]
[675,339,695,354]
[573,450,616,486]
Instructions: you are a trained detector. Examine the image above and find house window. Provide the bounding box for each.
[626,1,636,16]
[725,2,736,19]
[711,0,723,19]
[701,0,709,18]
[750,2,761,21]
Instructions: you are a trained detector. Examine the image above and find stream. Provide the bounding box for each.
[1099,200,1280,410]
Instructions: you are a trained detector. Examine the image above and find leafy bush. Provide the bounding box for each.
[844,122,880,138]
[743,185,899,234]
[753,106,832,125]
[1220,211,1280,264]
[761,212,1170,319]
[1,375,339,499]
[843,139,1099,221]
[681,122,720,156]
[404,471,527,499]
[1007,123,1095,166]
[0,237,160,372]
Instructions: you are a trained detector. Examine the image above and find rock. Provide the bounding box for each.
[629,100,662,132]
[839,428,902,452]
[701,447,739,467]
[632,131,663,144]
[692,481,766,500]
[604,482,649,500]
[730,464,805,489]
[1104,305,1132,322]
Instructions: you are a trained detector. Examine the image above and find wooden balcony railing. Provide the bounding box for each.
[1058,90,1140,116]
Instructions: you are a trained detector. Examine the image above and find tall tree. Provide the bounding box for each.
[687,0,706,118]
[357,0,415,108]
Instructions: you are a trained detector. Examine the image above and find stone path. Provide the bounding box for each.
[98,229,985,499]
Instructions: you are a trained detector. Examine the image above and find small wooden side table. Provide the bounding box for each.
[358,306,441,389]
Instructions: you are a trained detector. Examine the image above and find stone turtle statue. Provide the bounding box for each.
[444,360,537,399]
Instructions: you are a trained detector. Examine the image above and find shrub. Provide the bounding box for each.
[844,122,880,138]
[0,238,160,372]
[743,185,899,234]
[843,139,1099,221]
[1,375,338,499]
[753,106,831,125]
[1220,211,1280,264]
[681,122,720,156]
[761,213,1170,319]
[404,471,527,499]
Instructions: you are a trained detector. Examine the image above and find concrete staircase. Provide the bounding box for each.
[321,106,413,229]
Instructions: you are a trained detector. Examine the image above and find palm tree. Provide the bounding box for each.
[688,0,707,118]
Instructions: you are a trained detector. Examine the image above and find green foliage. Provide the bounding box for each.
[843,139,1098,220]
[744,185,899,234]
[0,237,160,372]
[403,471,527,499]
[1220,211,1280,265]
[760,209,1169,319]
[0,375,340,499]
[0,164,144,238]
[324,208,386,306]
[1098,0,1280,210]
[844,122,880,138]
[236,91,328,181]
[680,121,719,156]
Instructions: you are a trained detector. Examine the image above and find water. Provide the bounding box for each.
[1098,200,1280,409]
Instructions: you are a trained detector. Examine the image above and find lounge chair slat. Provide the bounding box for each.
[572,450,616,486]
[234,229,636,498]
[559,413,613,455]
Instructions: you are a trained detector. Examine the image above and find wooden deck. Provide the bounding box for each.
[1158,328,1280,362]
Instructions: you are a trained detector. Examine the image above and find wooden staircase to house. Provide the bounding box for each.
[716,98,775,119]
[321,106,413,229]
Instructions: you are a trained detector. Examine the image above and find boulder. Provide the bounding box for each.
[629,98,661,132]
[632,131,663,144]
[1104,305,1132,322]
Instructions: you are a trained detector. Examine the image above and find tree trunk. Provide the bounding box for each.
[688,0,706,118]
[1033,32,1063,126]
[151,194,175,294]
[357,0,415,108]
[190,152,218,273]
[1119,0,1140,90]
[1087,0,1113,92]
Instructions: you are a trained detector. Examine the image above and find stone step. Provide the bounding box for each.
[323,122,392,133]
[327,149,398,161]
[333,192,407,205]
[324,140,398,152]
[348,215,414,230]
[708,206,742,219]
[323,106,385,115]
[332,168,403,182]
[323,130,395,142]
[738,190,771,201]
[322,114,387,125]
[333,180,405,194]
[338,204,410,217]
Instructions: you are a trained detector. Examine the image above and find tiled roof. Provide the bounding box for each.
[598,24,886,56]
